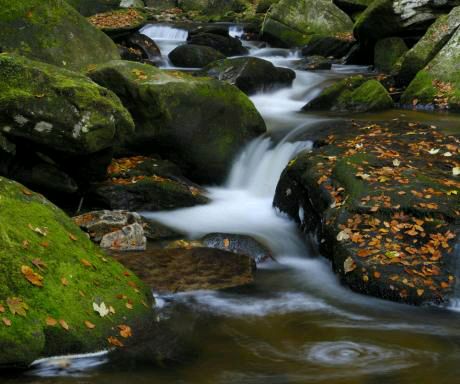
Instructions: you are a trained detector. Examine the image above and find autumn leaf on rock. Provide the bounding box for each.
[46,316,57,326]
[85,320,96,329]
[31,258,47,271]
[7,297,28,317]
[118,324,132,338]
[59,319,69,331]
[93,302,109,317]
[2,317,11,327]
[21,265,44,287]
[0,304,4,313]
[28,224,48,236]
[344,257,356,274]
[108,336,124,347]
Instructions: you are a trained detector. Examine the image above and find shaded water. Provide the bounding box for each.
[8,24,460,384]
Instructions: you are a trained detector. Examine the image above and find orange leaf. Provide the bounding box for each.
[80,259,92,268]
[59,319,69,331]
[223,238,230,248]
[85,320,96,329]
[108,336,124,347]
[118,324,132,338]
[21,266,43,287]
[61,277,69,286]
[0,305,4,313]
[2,317,11,327]
[46,316,57,326]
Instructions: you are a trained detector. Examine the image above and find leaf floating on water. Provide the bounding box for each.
[118,324,132,338]
[59,319,69,331]
[46,316,57,326]
[7,297,28,317]
[108,336,124,347]
[93,302,109,317]
[85,320,96,329]
[2,317,11,327]
[21,266,44,287]
[344,257,356,274]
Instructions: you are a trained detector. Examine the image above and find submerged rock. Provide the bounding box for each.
[88,60,266,183]
[274,121,459,306]
[0,177,152,368]
[262,0,353,47]
[401,26,460,111]
[112,247,256,292]
[169,44,225,68]
[0,0,120,71]
[303,75,393,112]
[374,37,408,73]
[198,57,296,95]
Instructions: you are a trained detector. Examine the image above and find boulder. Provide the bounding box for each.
[333,0,374,14]
[273,121,459,306]
[66,0,145,16]
[256,0,281,13]
[0,0,120,72]
[187,32,249,56]
[374,37,408,73]
[177,0,249,14]
[201,233,273,264]
[88,60,266,183]
[88,156,209,211]
[88,8,149,39]
[294,55,335,70]
[301,35,355,59]
[169,44,225,68]
[197,57,296,95]
[0,55,134,156]
[0,177,152,368]
[261,0,354,47]
[303,76,393,112]
[400,26,460,111]
[120,32,162,63]
[395,6,460,86]
[100,223,147,251]
[111,247,256,292]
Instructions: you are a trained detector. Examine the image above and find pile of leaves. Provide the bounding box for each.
[88,9,145,30]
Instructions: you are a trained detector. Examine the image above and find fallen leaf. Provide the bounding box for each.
[80,259,93,268]
[392,159,401,167]
[93,302,109,317]
[126,302,133,310]
[417,289,424,297]
[85,320,96,329]
[0,305,4,313]
[46,316,57,326]
[428,148,440,155]
[28,224,48,236]
[337,230,350,242]
[68,233,78,241]
[21,265,44,287]
[61,277,69,286]
[118,324,132,338]
[344,257,356,273]
[108,336,124,347]
[223,238,230,248]
[59,319,69,330]
[7,297,29,317]
[2,317,11,327]
[453,167,460,176]
[31,258,47,271]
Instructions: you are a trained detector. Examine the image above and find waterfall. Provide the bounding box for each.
[140,24,188,41]
[229,25,244,39]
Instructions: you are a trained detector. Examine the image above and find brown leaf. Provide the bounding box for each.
[125,302,133,310]
[84,320,96,329]
[21,265,44,287]
[2,317,11,327]
[118,324,132,338]
[68,233,78,241]
[108,336,124,347]
[7,297,28,317]
[22,188,33,196]
[31,258,47,271]
[0,304,4,313]
[46,316,58,326]
[59,319,69,331]
[223,238,230,248]
[80,259,93,268]
[61,277,69,286]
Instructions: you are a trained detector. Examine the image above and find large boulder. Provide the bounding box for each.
[0,0,120,72]
[303,76,393,112]
[274,121,459,306]
[261,0,353,47]
[112,247,256,292]
[374,37,408,73]
[88,60,266,183]
[0,55,133,156]
[301,35,356,59]
[401,26,460,111]
[198,57,296,95]
[187,32,249,56]
[66,0,145,16]
[395,6,460,86]
[177,0,249,14]
[0,177,152,368]
[169,44,225,68]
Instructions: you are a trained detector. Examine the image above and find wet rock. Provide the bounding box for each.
[112,247,256,292]
[88,60,266,183]
[169,44,225,68]
[274,121,459,306]
[198,57,295,95]
[123,32,162,63]
[374,37,408,73]
[401,26,460,111]
[294,56,335,70]
[187,32,248,56]
[88,156,209,211]
[201,233,273,263]
[0,176,152,368]
[303,75,394,112]
[301,35,355,59]
[395,6,460,86]
[261,0,353,47]
[0,55,134,156]
[1,0,120,72]
[142,217,182,240]
[100,222,147,251]
[177,0,250,15]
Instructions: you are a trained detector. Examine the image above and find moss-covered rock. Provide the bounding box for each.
[301,35,356,59]
[66,0,145,16]
[0,0,121,72]
[333,0,374,14]
[274,121,460,306]
[0,176,152,368]
[395,7,460,86]
[401,26,460,111]
[256,0,281,13]
[169,44,225,68]
[177,0,250,15]
[262,0,353,47]
[374,37,407,73]
[197,56,296,95]
[354,0,400,42]
[0,54,134,155]
[304,76,393,112]
[88,60,266,183]
[187,32,248,56]
[88,8,149,38]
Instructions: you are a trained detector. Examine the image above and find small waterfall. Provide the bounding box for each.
[229,25,244,39]
[140,24,188,41]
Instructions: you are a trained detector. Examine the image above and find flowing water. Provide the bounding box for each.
[7,24,460,384]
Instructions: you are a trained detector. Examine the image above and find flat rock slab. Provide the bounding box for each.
[274,120,459,305]
[112,247,256,292]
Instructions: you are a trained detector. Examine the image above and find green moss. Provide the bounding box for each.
[354,0,400,42]
[344,79,394,111]
[0,177,152,367]
[374,37,408,73]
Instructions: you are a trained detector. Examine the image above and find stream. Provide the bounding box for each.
[8,23,460,384]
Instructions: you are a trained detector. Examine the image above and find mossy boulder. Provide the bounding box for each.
[374,37,408,73]
[0,0,120,72]
[88,60,266,183]
[88,8,149,38]
[401,26,460,111]
[0,176,152,368]
[66,0,145,16]
[197,57,296,95]
[303,76,393,112]
[301,35,356,59]
[395,7,460,86]
[256,0,281,13]
[262,0,353,47]
[274,121,460,306]
[0,54,134,156]
[169,44,225,68]
[177,0,250,15]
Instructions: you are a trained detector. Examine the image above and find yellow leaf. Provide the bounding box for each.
[59,319,69,331]
[85,320,96,329]
[46,316,57,326]
[118,324,132,338]
[21,265,44,287]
